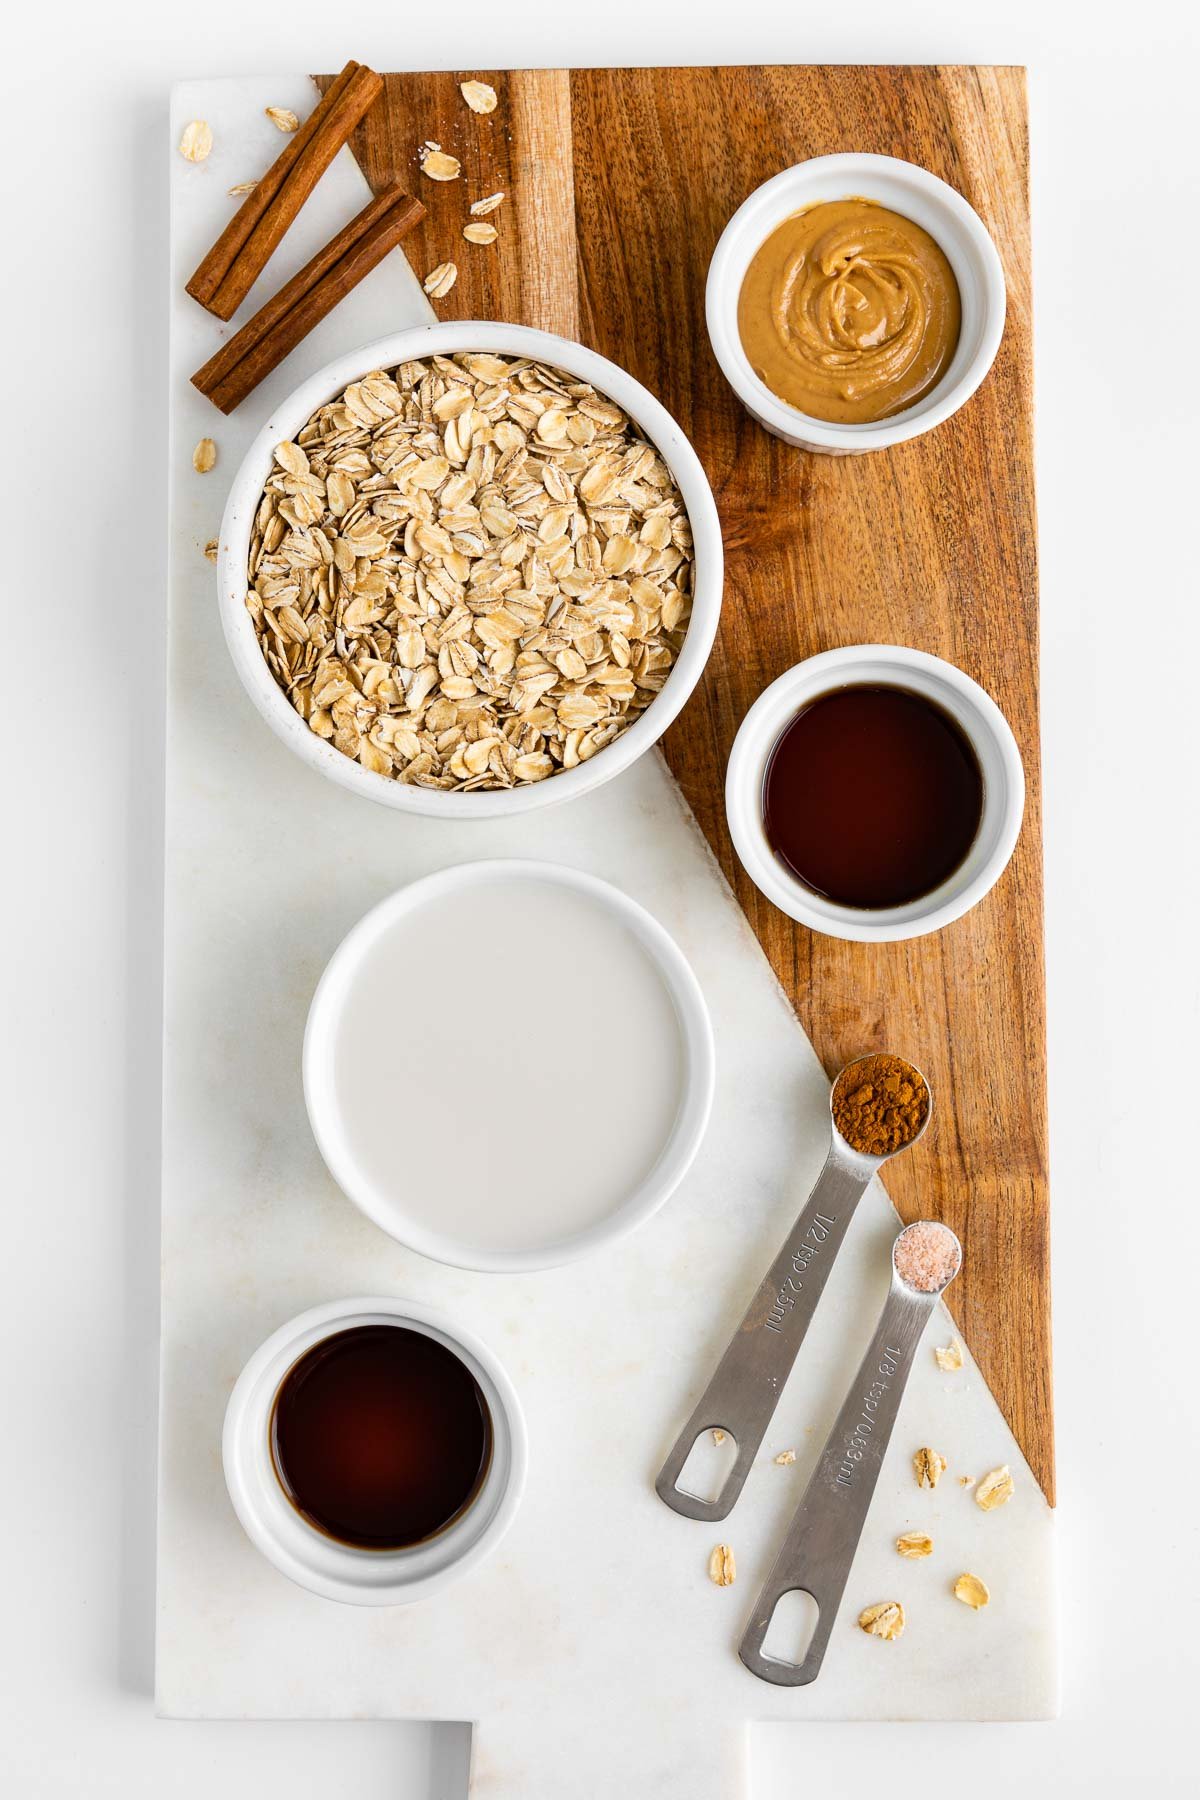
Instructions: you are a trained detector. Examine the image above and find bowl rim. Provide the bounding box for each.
[705,152,1007,452]
[302,857,717,1270]
[217,320,724,817]
[724,645,1025,942]
[221,1295,528,1606]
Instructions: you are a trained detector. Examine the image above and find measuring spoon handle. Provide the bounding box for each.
[739,1282,935,1686]
[655,1148,873,1521]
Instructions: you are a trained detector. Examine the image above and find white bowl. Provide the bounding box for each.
[706,153,1006,454]
[725,646,1024,942]
[303,859,716,1271]
[222,1296,527,1606]
[217,321,723,816]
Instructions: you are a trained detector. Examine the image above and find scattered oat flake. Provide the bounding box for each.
[460,80,498,114]
[711,1429,726,1446]
[265,106,299,132]
[228,179,258,196]
[858,1601,905,1641]
[179,120,213,162]
[193,437,217,473]
[913,1447,946,1489]
[708,1544,736,1586]
[421,146,462,181]
[896,1532,933,1559]
[935,1339,964,1372]
[774,1449,796,1465]
[423,261,458,299]
[463,221,499,245]
[954,1572,990,1610]
[470,191,506,216]
[959,1475,976,1488]
[975,1465,1015,1512]
[203,538,219,562]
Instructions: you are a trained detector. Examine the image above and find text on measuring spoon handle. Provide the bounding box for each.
[763,1212,837,1334]
[834,1345,904,1487]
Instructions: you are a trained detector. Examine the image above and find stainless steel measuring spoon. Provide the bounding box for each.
[655,1054,931,1522]
[739,1220,962,1686]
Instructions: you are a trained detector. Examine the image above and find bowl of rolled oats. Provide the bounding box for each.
[218,323,723,813]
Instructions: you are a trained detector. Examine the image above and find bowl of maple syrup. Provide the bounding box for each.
[725,645,1024,942]
[223,1296,527,1605]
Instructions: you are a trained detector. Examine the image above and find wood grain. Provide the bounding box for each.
[318,64,1053,1502]
[314,70,579,334]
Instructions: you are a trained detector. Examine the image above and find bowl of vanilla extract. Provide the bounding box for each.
[725,645,1025,942]
[222,1297,527,1605]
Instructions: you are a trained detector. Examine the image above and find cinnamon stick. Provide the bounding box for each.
[191,184,426,414]
[184,61,358,309]
[186,59,384,321]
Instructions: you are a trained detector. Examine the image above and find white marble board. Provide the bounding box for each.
[158,74,1059,1798]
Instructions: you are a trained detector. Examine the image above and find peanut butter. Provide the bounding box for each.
[737,199,961,424]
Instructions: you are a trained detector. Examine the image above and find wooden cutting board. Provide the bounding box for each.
[318,64,1051,1504]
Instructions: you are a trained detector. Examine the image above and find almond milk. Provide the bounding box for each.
[328,874,688,1255]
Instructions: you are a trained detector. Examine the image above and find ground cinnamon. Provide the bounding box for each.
[832,1054,929,1156]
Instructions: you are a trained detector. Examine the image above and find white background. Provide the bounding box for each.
[2,1,1196,1794]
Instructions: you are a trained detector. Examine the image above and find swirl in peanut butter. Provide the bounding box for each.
[737,199,962,425]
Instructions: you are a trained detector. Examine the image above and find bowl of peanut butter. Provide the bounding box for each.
[706,154,1006,453]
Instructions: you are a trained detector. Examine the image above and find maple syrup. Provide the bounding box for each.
[762,684,984,909]
[270,1324,492,1550]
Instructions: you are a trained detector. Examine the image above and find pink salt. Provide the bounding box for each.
[893,1221,960,1293]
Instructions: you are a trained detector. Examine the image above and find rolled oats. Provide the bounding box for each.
[470,191,506,216]
[460,80,499,114]
[193,437,217,473]
[244,353,694,792]
[896,1532,933,1559]
[463,221,499,245]
[935,1340,964,1372]
[858,1601,905,1641]
[265,106,299,132]
[423,262,459,298]
[708,1544,736,1586]
[913,1447,947,1489]
[420,143,461,181]
[179,120,212,162]
[975,1465,1015,1512]
[954,1572,990,1609]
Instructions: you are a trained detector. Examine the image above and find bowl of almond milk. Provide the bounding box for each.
[303,860,715,1270]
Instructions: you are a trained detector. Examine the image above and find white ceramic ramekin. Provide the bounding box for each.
[725,646,1024,942]
[303,859,716,1272]
[706,154,1007,453]
[222,1296,527,1606]
[217,321,723,816]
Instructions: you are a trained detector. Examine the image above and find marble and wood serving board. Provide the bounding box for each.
[320,62,1052,1506]
[159,68,1056,1796]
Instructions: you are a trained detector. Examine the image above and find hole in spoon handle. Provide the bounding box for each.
[740,1584,835,1687]
[655,1151,872,1520]
[739,1286,937,1685]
